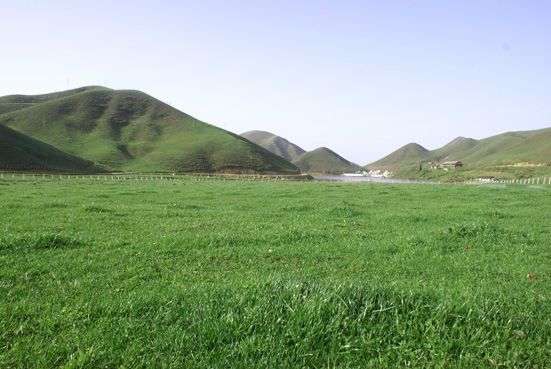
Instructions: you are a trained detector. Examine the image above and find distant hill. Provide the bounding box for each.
[366,143,438,170]
[366,128,551,170]
[0,87,299,174]
[0,124,101,172]
[292,147,365,174]
[241,130,363,174]
[241,130,306,161]
[484,130,551,164]
[432,137,479,162]
[457,129,551,164]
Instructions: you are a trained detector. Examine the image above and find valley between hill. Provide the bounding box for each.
[1,86,550,180]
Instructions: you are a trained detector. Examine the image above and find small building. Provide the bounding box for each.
[477,176,496,182]
[441,161,463,170]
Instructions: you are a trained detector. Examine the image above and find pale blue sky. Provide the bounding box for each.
[2,0,550,164]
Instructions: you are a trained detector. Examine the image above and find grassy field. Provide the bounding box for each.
[1,177,550,368]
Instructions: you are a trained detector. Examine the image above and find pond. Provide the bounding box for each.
[312,176,447,184]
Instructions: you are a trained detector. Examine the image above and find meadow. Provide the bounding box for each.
[0,177,550,368]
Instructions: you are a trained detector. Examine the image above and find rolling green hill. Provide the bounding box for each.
[0,86,99,115]
[367,128,551,171]
[0,124,101,172]
[366,143,438,170]
[0,87,299,173]
[241,130,364,175]
[292,147,365,174]
[432,136,479,162]
[241,130,306,161]
[458,129,551,164]
[485,130,551,164]
[365,127,551,181]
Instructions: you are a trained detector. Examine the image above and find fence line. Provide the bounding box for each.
[1,172,550,186]
[463,177,549,185]
[0,172,291,183]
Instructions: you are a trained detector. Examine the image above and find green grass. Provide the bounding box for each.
[1,178,550,368]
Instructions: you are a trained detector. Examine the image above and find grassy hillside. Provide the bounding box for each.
[0,86,104,115]
[367,128,551,180]
[242,131,365,175]
[486,130,551,164]
[292,147,364,174]
[432,136,479,162]
[0,87,299,173]
[366,143,438,170]
[241,130,306,161]
[457,133,527,164]
[0,124,101,172]
[459,129,551,164]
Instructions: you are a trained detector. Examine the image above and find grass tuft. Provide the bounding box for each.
[0,232,85,251]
